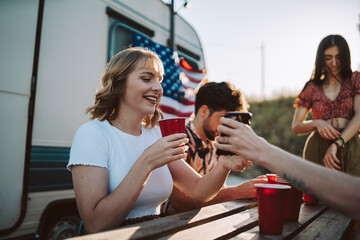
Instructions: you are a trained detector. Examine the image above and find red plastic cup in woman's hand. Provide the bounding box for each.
[158,118,186,137]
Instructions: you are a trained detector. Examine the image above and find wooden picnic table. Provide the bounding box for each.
[69,199,359,240]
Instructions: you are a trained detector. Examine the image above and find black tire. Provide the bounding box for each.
[44,214,80,240]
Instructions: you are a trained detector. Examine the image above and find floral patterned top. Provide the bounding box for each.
[185,122,218,176]
[294,71,360,120]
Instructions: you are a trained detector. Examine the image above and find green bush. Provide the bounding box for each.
[232,95,311,179]
[249,96,309,156]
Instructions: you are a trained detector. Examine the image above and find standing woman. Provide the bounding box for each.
[67,47,246,234]
[292,34,360,176]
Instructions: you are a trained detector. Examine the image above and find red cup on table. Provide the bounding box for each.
[276,174,287,182]
[303,193,319,205]
[276,179,303,222]
[255,183,291,235]
[158,118,186,137]
[266,174,277,184]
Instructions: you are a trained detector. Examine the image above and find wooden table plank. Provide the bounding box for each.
[68,199,257,240]
[230,204,328,240]
[156,207,258,240]
[293,208,353,240]
[68,201,351,240]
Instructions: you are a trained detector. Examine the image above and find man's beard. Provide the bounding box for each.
[202,118,216,141]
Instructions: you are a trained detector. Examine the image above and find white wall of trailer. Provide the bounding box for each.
[32,0,109,147]
[0,0,38,231]
[3,190,75,239]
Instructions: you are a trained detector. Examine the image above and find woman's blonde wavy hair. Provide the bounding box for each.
[86,47,164,128]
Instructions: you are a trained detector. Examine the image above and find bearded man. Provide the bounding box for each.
[161,82,267,215]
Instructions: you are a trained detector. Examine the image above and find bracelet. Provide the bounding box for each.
[332,137,345,149]
[339,137,345,147]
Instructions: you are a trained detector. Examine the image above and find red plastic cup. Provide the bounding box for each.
[158,118,186,137]
[277,179,303,221]
[303,193,319,205]
[266,174,277,184]
[255,183,291,235]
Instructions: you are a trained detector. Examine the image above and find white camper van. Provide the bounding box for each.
[0,0,205,239]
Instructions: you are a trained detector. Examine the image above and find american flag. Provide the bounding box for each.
[132,33,207,118]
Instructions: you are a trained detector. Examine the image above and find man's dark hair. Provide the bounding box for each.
[194,81,248,115]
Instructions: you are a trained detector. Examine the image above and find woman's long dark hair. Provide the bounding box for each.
[311,34,352,85]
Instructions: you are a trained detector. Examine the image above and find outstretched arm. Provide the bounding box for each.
[292,106,341,139]
[167,175,267,213]
[215,117,360,220]
[168,153,252,203]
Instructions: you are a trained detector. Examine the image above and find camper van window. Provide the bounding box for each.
[177,45,201,61]
[106,7,154,37]
[108,21,153,61]
[108,21,201,72]
[108,22,132,60]
[111,25,132,58]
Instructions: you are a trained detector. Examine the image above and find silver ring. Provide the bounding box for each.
[225,137,229,143]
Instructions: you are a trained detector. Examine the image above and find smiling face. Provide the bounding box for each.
[324,45,341,78]
[120,58,163,118]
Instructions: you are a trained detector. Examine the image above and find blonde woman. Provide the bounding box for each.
[67,47,248,234]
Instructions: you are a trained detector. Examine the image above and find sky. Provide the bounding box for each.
[176,0,360,99]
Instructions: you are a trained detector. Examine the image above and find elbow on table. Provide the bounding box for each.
[188,190,215,203]
[190,195,209,203]
[83,222,101,234]
[83,220,113,234]
[197,192,219,203]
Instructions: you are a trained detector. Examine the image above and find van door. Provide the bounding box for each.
[0,0,40,234]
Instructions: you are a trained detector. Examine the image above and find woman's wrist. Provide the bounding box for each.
[216,157,233,174]
[136,153,155,173]
[332,138,345,149]
[331,141,341,149]
[313,119,320,129]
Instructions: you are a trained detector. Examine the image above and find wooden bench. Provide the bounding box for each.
[69,199,358,240]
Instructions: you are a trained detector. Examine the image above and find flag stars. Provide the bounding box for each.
[131,33,187,102]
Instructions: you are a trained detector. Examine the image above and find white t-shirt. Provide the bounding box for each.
[67,120,173,219]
